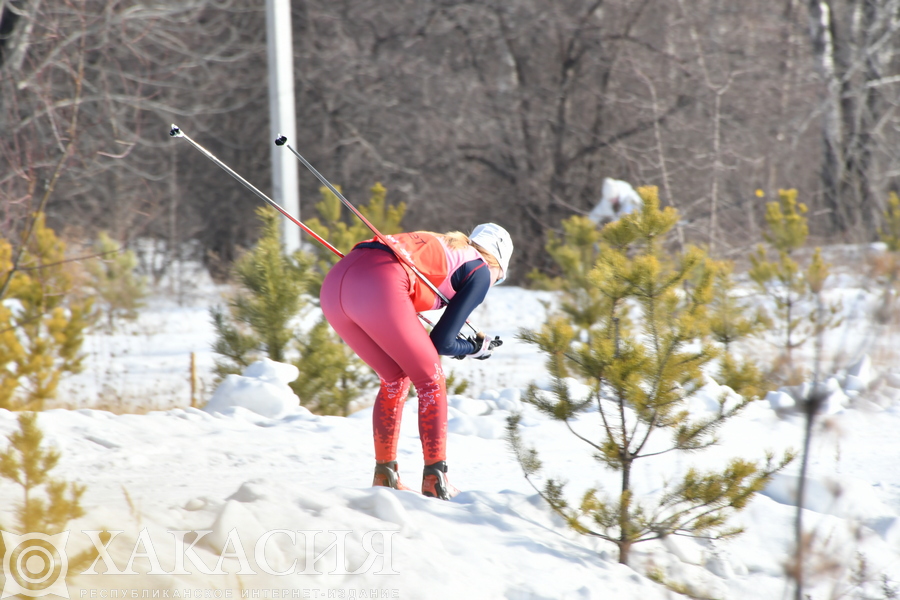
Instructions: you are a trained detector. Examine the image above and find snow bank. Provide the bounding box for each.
[1,362,896,600]
[8,277,900,599]
[204,358,299,418]
[845,354,876,392]
[762,473,894,520]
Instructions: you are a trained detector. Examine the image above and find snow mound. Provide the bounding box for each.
[204,358,299,418]
[766,390,796,410]
[845,354,875,392]
[766,377,851,414]
[762,473,893,520]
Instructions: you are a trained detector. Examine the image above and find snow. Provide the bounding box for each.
[205,359,300,418]
[3,259,900,599]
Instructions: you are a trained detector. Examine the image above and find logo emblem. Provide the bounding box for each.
[1,531,70,598]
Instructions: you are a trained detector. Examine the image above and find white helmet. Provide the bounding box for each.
[470,223,513,284]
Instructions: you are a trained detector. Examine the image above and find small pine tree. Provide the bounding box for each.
[358,182,406,236]
[0,413,98,592]
[211,206,315,378]
[875,192,900,323]
[304,183,407,295]
[528,215,611,334]
[0,413,86,534]
[211,206,377,414]
[749,189,841,381]
[880,192,900,253]
[291,318,376,416]
[508,186,793,565]
[0,213,93,410]
[707,261,768,399]
[85,232,147,331]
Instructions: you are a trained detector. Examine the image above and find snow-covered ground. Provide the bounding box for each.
[3,258,900,600]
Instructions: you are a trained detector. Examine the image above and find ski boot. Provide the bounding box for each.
[421,461,460,500]
[372,461,411,491]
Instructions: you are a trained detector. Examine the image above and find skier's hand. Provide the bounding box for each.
[468,332,502,360]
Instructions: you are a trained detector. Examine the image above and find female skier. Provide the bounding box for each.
[319,223,513,500]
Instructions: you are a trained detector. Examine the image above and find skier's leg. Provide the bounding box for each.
[321,251,413,464]
[370,376,413,490]
[329,250,450,465]
[413,371,448,465]
[372,376,411,462]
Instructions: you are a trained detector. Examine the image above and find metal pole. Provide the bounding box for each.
[169,125,341,258]
[266,0,300,253]
[168,125,453,338]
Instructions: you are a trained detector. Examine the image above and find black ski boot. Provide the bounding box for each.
[421,461,460,500]
[372,461,410,491]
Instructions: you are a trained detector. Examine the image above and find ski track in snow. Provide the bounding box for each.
[2,267,900,599]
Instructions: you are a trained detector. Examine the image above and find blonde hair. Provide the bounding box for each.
[432,231,500,270]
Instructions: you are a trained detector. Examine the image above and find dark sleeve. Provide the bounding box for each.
[429,260,491,356]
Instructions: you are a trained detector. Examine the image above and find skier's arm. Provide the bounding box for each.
[429,261,491,356]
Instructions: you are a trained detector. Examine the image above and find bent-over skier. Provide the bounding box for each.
[319,223,513,500]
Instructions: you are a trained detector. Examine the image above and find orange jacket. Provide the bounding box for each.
[357,232,483,311]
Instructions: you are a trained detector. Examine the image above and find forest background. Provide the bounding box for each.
[3,0,899,281]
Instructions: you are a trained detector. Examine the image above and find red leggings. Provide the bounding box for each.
[320,248,447,464]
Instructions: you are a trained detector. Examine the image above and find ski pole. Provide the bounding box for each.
[168,125,450,335]
[274,135,481,337]
[169,125,343,259]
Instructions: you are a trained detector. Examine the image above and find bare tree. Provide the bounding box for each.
[0,1,268,278]
[1,0,897,281]
[805,0,900,239]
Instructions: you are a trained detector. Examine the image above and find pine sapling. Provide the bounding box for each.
[0,413,99,591]
[85,232,147,331]
[290,318,376,416]
[304,182,407,286]
[211,206,315,378]
[0,413,85,534]
[528,216,610,334]
[707,261,767,400]
[509,186,794,565]
[749,189,841,383]
[875,192,900,324]
[0,214,93,410]
[210,205,377,415]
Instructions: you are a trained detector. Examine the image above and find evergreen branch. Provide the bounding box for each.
[14,248,124,272]
[615,388,633,459]
[563,417,604,453]
[636,445,688,460]
[507,412,617,543]
[0,313,44,336]
[595,388,618,445]
[631,413,658,457]
[651,454,792,538]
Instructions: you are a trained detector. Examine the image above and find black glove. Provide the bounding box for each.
[468,332,503,360]
[450,333,503,360]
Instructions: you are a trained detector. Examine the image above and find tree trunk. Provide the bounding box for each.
[807,0,851,235]
[4,0,42,73]
[619,456,633,565]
